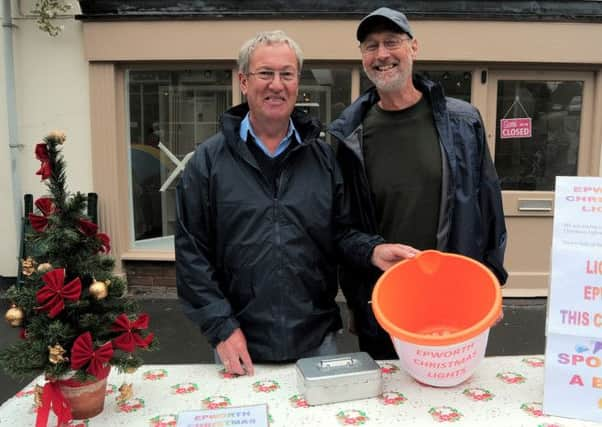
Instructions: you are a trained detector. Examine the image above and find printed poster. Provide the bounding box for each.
[546,177,602,337]
[544,176,602,422]
[544,334,602,422]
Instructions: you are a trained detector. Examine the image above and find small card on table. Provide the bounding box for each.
[176,403,269,427]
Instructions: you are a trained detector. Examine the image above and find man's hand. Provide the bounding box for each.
[371,243,420,271]
[216,328,255,376]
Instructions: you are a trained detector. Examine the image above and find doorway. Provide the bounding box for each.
[485,71,597,296]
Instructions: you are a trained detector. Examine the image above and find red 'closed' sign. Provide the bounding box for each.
[500,118,532,139]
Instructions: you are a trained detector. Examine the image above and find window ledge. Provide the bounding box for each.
[121,250,175,262]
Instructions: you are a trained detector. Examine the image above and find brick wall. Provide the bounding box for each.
[124,260,176,289]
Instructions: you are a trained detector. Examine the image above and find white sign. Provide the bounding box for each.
[546,177,602,337]
[176,403,269,427]
[544,334,602,422]
[544,176,602,423]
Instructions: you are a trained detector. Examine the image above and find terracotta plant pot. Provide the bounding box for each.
[57,368,110,420]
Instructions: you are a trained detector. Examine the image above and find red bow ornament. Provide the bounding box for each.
[36,269,82,318]
[77,218,98,236]
[111,313,154,352]
[29,214,49,233]
[35,143,51,180]
[70,332,114,378]
[97,232,111,253]
[77,219,111,254]
[28,197,56,232]
[36,197,55,216]
[35,381,72,427]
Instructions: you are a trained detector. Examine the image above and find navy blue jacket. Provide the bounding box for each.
[176,103,383,362]
[328,75,507,339]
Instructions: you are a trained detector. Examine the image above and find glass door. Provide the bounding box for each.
[486,71,596,296]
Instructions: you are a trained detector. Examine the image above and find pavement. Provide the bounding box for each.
[0,289,547,405]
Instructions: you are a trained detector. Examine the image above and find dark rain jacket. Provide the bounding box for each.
[328,74,508,340]
[175,103,383,362]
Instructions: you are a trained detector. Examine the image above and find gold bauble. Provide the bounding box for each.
[125,366,138,374]
[47,130,66,144]
[48,344,66,364]
[37,262,53,273]
[5,305,24,327]
[21,257,36,276]
[89,280,109,300]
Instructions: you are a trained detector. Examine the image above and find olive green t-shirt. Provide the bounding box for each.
[362,97,442,249]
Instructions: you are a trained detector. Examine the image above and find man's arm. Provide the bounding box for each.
[175,149,254,375]
[330,147,418,270]
[475,114,508,285]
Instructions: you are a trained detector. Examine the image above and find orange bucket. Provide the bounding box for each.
[372,250,502,386]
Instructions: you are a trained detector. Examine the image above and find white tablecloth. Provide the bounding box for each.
[0,355,597,426]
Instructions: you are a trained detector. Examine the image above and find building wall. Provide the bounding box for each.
[0,4,18,277]
[0,1,92,277]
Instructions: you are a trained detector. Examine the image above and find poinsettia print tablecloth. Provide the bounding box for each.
[0,356,597,426]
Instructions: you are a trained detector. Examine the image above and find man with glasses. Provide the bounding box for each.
[329,8,508,359]
[176,30,414,375]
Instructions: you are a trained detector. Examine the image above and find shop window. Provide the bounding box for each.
[359,69,472,102]
[297,68,352,141]
[126,69,232,246]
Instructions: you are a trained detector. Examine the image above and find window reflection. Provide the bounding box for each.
[297,68,351,142]
[127,70,232,242]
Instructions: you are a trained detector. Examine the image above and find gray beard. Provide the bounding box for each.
[372,77,404,93]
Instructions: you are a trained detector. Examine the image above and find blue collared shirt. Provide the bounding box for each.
[239,113,301,158]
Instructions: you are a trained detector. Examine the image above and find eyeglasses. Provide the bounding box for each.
[360,37,411,54]
[246,69,299,82]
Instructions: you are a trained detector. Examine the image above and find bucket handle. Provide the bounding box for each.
[414,250,442,275]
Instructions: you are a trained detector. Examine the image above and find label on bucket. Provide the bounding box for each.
[393,329,490,387]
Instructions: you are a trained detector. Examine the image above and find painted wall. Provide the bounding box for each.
[0,2,18,277]
[0,1,92,277]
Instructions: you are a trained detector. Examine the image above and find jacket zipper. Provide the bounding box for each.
[274,171,285,359]
[272,144,304,358]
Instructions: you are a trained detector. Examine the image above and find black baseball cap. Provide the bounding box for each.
[356,7,413,42]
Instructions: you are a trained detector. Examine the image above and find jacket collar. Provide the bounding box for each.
[220,103,322,146]
[328,73,446,141]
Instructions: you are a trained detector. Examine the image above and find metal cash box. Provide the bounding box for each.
[295,352,382,405]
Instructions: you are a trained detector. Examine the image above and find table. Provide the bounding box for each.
[0,355,597,426]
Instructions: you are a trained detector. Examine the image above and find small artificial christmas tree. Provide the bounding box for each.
[0,131,157,423]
